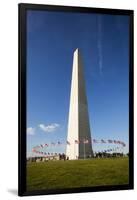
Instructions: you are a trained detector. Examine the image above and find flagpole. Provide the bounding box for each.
[75,142,76,159]
[74,140,76,159]
[84,140,85,160]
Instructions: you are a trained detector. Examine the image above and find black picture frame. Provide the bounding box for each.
[18,3,134,196]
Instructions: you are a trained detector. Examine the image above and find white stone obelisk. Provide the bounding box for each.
[66,48,93,160]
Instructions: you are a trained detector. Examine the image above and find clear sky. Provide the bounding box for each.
[27,10,129,157]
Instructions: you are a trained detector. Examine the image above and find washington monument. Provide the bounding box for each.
[66,49,93,160]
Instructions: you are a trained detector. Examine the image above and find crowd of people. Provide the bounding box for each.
[58,153,69,161]
[27,152,128,163]
[94,152,127,158]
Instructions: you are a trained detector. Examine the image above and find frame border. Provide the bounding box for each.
[18,3,134,196]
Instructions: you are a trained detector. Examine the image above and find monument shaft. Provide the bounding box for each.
[66,49,93,159]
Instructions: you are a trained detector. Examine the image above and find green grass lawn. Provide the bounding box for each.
[27,157,129,191]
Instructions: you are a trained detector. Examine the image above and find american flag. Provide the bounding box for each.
[32,148,36,152]
[75,140,79,144]
[93,139,98,143]
[83,139,89,144]
[108,139,113,143]
[121,142,126,147]
[101,139,106,143]
[67,141,70,145]
[58,141,61,145]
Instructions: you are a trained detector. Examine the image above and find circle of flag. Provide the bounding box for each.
[32,139,126,156]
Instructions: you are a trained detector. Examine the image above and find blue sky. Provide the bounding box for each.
[27,10,129,156]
